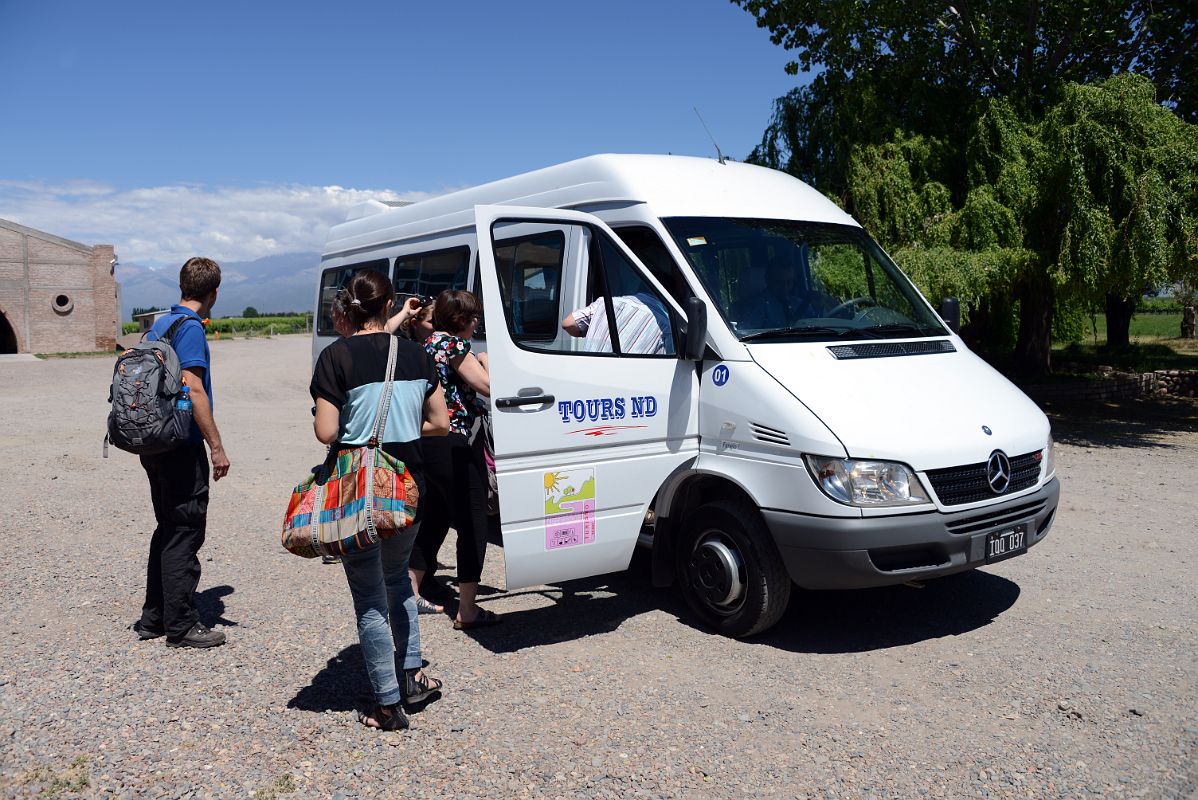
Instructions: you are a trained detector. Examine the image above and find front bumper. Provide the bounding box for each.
[765,478,1060,590]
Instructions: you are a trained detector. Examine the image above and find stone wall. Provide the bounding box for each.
[1022,370,1198,403]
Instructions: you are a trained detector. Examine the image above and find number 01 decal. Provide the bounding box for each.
[544,468,596,550]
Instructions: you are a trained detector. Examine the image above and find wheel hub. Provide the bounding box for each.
[689,535,745,610]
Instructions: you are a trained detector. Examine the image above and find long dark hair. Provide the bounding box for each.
[340,270,393,331]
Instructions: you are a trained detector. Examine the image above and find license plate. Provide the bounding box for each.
[986,523,1028,564]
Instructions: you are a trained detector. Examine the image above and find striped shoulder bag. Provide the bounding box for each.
[281,336,419,558]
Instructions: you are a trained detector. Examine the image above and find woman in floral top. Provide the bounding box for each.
[410,289,500,629]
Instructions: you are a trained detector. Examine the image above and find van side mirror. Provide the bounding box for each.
[682,297,707,361]
[939,297,960,334]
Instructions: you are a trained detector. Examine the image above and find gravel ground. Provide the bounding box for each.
[0,334,1195,799]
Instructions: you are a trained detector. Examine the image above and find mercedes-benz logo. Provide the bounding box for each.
[987,451,1011,494]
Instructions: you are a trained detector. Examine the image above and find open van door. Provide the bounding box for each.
[474,205,700,589]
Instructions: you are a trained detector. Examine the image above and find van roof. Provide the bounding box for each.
[322,154,857,259]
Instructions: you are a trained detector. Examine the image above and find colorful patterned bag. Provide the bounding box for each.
[281,336,419,558]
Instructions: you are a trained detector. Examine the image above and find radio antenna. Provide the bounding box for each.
[693,107,726,164]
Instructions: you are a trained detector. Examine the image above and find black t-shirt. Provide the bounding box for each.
[309,332,437,480]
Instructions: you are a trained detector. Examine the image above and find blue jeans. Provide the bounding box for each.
[341,524,422,707]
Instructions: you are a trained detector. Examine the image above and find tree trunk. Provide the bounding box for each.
[1014,274,1053,376]
[1104,293,1136,349]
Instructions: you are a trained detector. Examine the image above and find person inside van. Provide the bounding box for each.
[562,292,673,355]
[410,289,499,630]
[730,260,828,329]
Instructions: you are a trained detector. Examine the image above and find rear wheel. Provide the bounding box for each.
[675,500,791,638]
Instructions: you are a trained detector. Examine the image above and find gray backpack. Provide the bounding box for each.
[103,316,196,457]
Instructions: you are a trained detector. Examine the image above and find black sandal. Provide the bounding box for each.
[358,702,409,731]
[402,669,444,709]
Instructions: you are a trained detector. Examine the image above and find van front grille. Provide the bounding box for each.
[945,499,1047,535]
[926,452,1041,506]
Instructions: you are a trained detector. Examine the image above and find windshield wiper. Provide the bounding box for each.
[859,322,942,337]
[740,325,853,342]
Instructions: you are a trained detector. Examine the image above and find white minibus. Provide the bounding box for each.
[313,154,1059,637]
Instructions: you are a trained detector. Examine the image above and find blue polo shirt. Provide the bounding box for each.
[147,305,211,444]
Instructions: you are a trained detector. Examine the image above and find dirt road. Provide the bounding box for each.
[1,335,1194,798]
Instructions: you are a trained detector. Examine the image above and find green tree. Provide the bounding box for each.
[736,0,1197,373]
[242,306,259,318]
[1040,76,1198,348]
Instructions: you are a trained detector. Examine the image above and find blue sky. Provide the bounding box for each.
[0,1,806,266]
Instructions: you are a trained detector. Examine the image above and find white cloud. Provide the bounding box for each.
[0,180,442,267]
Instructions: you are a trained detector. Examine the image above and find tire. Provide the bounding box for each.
[674,500,792,638]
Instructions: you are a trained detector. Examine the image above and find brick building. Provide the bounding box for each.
[0,218,121,354]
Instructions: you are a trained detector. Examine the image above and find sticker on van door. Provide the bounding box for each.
[544,468,596,550]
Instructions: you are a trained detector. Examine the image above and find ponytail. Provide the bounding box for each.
[340,269,393,331]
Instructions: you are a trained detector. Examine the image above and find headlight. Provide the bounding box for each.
[1043,434,1055,478]
[804,455,931,507]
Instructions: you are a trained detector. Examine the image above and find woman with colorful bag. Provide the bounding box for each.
[308,270,450,731]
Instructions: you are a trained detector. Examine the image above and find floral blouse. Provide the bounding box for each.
[423,332,485,438]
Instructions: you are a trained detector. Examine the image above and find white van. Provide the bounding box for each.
[313,154,1059,637]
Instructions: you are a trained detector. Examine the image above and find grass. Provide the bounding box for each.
[1070,312,1185,343]
[1052,312,1198,376]
[120,314,311,340]
[35,350,115,359]
[206,315,309,336]
[254,773,298,800]
[15,756,90,797]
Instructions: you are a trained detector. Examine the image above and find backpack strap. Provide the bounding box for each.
[159,314,198,345]
[142,313,200,344]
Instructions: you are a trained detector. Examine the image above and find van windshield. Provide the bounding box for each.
[662,217,946,342]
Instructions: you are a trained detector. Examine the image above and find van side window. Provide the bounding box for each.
[471,255,486,338]
[612,226,692,306]
[494,231,564,345]
[488,222,675,357]
[317,258,389,336]
[393,246,470,300]
[582,232,676,356]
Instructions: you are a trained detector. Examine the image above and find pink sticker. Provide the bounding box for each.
[544,468,596,550]
[546,499,596,550]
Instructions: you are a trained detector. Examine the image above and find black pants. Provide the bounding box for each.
[139,444,209,639]
[411,432,489,583]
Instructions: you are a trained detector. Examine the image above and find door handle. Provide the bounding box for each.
[496,394,555,409]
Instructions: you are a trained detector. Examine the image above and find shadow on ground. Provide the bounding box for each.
[451,551,1020,656]
[196,585,237,630]
[288,645,373,713]
[744,570,1020,653]
[1043,396,1198,449]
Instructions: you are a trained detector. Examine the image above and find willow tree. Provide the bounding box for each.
[737,0,1197,372]
[1040,75,1198,348]
[843,103,1047,362]
[836,77,1197,368]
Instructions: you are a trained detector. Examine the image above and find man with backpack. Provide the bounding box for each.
[132,257,230,648]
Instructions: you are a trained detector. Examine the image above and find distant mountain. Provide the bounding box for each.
[118,252,321,320]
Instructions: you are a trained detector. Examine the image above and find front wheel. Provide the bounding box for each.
[675,501,791,638]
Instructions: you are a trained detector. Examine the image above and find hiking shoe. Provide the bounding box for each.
[166,622,226,649]
[131,621,164,640]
